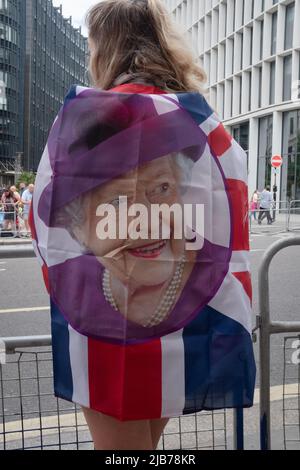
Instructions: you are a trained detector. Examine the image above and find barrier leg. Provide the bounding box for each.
[233,408,244,450]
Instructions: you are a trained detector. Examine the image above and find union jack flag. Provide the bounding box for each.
[30,83,256,421]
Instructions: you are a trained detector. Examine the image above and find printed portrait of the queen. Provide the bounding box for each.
[39,90,231,343]
[53,150,199,329]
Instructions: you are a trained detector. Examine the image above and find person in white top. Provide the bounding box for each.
[21,184,34,236]
[249,190,259,221]
[258,186,274,225]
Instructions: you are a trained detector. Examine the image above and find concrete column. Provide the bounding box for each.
[224,80,232,120]
[276,3,285,54]
[261,62,270,108]
[293,0,300,48]
[271,111,283,201]
[232,76,241,116]
[241,71,250,115]
[275,56,283,104]
[248,117,259,195]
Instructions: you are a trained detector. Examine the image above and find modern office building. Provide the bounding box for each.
[0,0,88,179]
[164,0,300,201]
[0,0,25,173]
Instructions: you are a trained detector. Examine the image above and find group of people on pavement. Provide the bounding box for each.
[0,183,34,237]
[249,186,274,225]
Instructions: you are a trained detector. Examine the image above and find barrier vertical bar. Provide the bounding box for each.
[233,408,244,450]
[258,236,300,450]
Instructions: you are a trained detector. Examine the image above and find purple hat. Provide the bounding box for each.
[38,87,207,227]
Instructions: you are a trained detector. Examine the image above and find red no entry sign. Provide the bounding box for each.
[271,155,283,168]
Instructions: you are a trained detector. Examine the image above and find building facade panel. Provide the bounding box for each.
[1,0,89,179]
[164,0,300,201]
[0,0,25,165]
[24,0,89,171]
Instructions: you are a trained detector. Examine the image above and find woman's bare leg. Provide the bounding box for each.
[150,418,169,449]
[82,407,153,450]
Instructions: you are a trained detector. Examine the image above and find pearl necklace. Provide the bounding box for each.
[102,255,186,328]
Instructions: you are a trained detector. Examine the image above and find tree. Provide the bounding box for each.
[16,172,36,188]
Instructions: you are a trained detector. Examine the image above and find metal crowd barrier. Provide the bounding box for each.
[0,206,17,238]
[287,200,300,233]
[249,200,300,234]
[2,237,300,450]
[0,246,237,450]
[283,336,300,449]
[249,200,289,235]
[0,202,29,239]
[0,336,230,451]
[258,236,300,450]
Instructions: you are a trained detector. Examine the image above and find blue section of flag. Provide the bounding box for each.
[177,92,214,126]
[50,300,73,402]
[182,306,256,413]
[64,85,78,103]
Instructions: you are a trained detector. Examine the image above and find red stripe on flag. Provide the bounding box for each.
[109,83,167,95]
[28,204,37,241]
[233,271,252,304]
[226,179,250,251]
[207,123,233,157]
[88,337,162,421]
[42,264,50,294]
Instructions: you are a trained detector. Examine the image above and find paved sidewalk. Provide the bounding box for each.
[0,237,32,246]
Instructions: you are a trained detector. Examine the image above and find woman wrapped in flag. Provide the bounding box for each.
[30,0,256,450]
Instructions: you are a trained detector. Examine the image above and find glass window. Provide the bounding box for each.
[271,11,277,56]
[283,54,292,101]
[232,122,249,155]
[258,116,273,191]
[284,2,295,50]
[258,66,262,108]
[269,61,276,105]
[232,124,249,169]
[281,110,300,201]
[260,21,264,60]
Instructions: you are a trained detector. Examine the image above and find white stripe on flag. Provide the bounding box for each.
[229,251,250,273]
[208,272,252,333]
[31,239,44,267]
[200,112,220,135]
[161,328,185,418]
[217,140,248,183]
[68,326,90,408]
[76,86,90,96]
[164,94,179,103]
[152,94,180,115]
[32,145,83,267]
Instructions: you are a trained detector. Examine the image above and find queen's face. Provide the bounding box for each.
[75,155,187,288]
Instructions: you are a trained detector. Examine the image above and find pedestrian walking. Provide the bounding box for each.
[21,184,34,237]
[258,186,274,225]
[249,190,259,221]
[30,0,256,451]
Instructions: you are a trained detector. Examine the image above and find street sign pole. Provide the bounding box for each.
[273,172,277,222]
[271,156,283,222]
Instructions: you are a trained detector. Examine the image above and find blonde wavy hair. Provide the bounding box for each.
[85,0,207,93]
